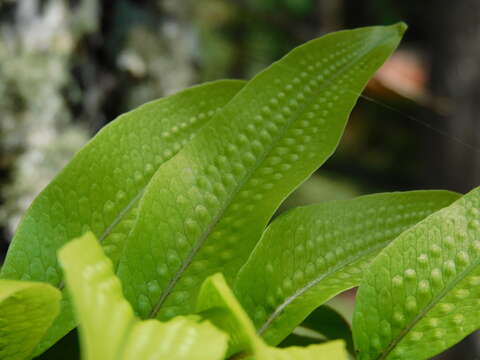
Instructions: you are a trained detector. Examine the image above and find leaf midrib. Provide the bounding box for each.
[56,125,206,291]
[258,241,386,335]
[99,189,145,243]
[376,253,480,360]
[149,31,397,319]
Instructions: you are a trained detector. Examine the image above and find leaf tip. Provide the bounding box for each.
[394,21,408,36]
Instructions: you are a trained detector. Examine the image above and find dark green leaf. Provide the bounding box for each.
[279,305,353,354]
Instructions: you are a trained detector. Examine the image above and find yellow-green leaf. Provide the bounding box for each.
[58,232,228,360]
[0,280,60,360]
[197,273,348,360]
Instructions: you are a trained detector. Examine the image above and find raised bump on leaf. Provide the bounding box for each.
[353,186,480,360]
[234,190,459,345]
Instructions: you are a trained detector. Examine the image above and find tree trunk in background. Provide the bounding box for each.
[428,0,480,358]
[429,0,480,193]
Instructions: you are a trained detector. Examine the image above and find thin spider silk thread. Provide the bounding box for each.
[358,93,480,154]
[310,70,480,154]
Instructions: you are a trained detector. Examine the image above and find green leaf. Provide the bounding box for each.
[353,186,480,360]
[0,79,245,353]
[279,305,354,354]
[58,232,228,360]
[234,190,459,346]
[0,280,61,360]
[117,23,407,322]
[197,273,348,359]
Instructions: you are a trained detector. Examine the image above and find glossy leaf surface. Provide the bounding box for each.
[118,23,407,322]
[235,191,459,345]
[0,80,244,352]
[197,273,348,360]
[353,187,480,360]
[0,280,60,360]
[59,232,227,360]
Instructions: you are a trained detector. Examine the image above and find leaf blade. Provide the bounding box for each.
[59,232,228,360]
[234,190,460,345]
[353,187,480,360]
[197,273,348,360]
[0,280,61,360]
[118,23,407,321]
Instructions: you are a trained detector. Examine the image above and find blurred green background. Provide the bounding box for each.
[1,0,479,358]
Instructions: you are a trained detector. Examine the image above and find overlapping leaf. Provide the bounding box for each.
[0,280,60,360]
[0,80,245,352]
[235,190,459,345]
[353,187,480,360]
[117,23,407,322]
[197,273,348,360]
[58,232,227,360]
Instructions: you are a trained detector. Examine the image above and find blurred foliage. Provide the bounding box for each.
[0,0,95,234]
